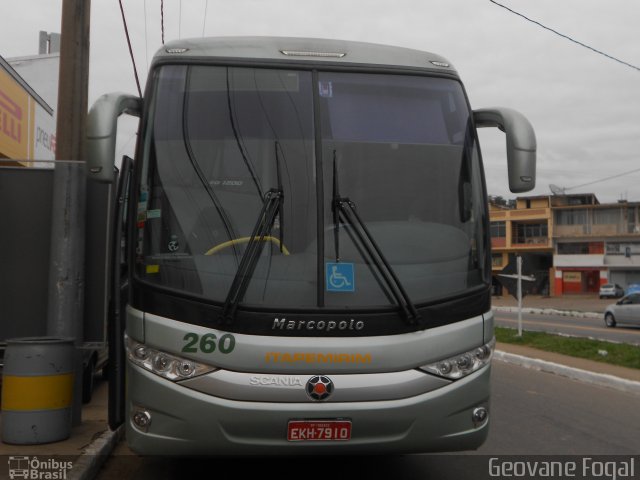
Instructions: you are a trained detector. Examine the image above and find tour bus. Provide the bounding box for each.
[87,36,536,455]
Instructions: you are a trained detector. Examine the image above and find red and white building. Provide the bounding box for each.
[491,193,640,296]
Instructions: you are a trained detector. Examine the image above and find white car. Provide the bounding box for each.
[604,293,640,327]
[599,283,624,299]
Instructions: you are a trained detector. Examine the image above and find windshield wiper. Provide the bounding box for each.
[221,143,284,323]
[220,189,282,323]
[332,152,419,323]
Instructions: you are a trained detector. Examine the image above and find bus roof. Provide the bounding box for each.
[154,36,457,75]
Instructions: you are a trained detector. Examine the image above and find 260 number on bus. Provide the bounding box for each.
[182,333,236,354]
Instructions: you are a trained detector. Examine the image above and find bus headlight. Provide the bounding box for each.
[419,338,495,380]
[125,335,217,381]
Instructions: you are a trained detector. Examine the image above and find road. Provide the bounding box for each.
[95,362,640,479]
[493,310,640,345]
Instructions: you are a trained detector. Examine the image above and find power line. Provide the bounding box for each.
[567,167,640,191]
[161,0,165,44]
[144,0,149,71]
[116,133,137,156]
[202,0,209,37]
[118,0,142,97]
[489,0,640,72]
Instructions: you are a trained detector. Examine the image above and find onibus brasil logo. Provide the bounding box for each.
[7,456,73,480]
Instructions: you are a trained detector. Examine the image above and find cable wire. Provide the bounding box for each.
[118,0,143,97]
[567,167,640,191]
[179,0,182,39]
[489,0,640,72]
[202,0,209,37]
[226,67,264,197]
[161,0,165,45]
[143,0,149,71]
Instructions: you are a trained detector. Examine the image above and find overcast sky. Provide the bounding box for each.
[2,0,639,203]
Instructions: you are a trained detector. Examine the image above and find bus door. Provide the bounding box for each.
[107,155,133,429]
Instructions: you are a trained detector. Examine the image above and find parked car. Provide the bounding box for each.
[625,283,640,295]
[604,293,640,327]
[599,283,624,299]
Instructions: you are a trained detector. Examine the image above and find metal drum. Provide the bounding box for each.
[1,337,74,444]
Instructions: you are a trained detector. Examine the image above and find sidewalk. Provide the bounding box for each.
[491,294,614,315]
[1,296,638,479]
[497,342,640,383]
[0,379,119,480]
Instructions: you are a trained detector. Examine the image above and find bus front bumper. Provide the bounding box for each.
[125,362,491,456]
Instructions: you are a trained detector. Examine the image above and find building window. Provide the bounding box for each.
[555,209,587,225]
[512,222,548,245]
[492,254,503,267]
[593,208,620,225]
[627,206,639,233]
[490,221,506,238]
[558,243,589,254]
[606,242,640,255]
[558,242,603,254]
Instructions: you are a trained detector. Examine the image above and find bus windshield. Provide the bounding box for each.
[136,65,488,312]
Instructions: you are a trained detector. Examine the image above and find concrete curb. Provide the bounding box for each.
[493,306,602,319]
[494,350,640,396]
[68,425,123,480]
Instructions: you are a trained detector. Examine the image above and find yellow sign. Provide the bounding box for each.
[265,352,372,364]
[0,68,32,160]
[146,264,160,274]
[563,271,582,283]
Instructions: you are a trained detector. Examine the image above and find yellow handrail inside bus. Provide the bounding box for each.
[204,236,290,256]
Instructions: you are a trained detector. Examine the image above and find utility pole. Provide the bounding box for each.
[517,255,523,337]
[47,0,91,425]
[497,254,536,337]
[55,0,91,162]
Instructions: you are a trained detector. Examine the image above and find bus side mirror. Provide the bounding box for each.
[86,93,142,183]
[474,107,536,193]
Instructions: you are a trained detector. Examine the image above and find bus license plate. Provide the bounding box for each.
[287,420,352,441]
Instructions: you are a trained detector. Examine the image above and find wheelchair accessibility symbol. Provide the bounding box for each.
[326,262,355,292]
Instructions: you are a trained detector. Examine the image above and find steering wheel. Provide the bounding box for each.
[204,236,290,256]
